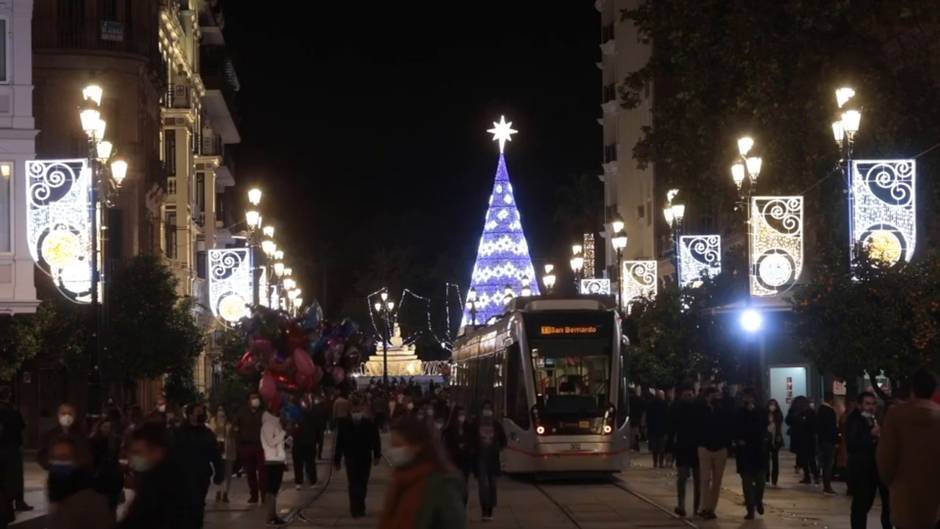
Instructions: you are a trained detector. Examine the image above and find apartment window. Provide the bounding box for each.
[601,23,614,43]
[164,129,177,176]
[215,192,224,222]
[0,18,7,83]
[603,83,616,103]
[164,210,177,259]
[637,205,644,220]
[167,177,177,195]
[0,163,10,252]
[603,143,618,163]
[195,172,205,225]
[196,250,207,279]
[647,200,653,226]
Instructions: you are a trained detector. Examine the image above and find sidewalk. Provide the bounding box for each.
[622,448,888,529]
[9,459,48,528]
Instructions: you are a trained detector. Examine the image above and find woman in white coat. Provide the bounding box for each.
[261,407,288,526]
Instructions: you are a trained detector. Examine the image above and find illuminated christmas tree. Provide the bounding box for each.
[462,116,539,328]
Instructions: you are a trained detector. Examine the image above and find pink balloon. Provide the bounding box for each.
[293,348,316,377]
[266,391,282,414]
[259,372,277,402]
[331,366,345,384]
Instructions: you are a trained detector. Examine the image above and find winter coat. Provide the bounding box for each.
[694,401,732,452]
[235,408,264,446]
[845,409,879,485]
[467,417,506,476]
[877,399,940,529]
[442,423,472,473]
[378,460,466,529]
[118,456,193,529]
[668,399,700,467]
[260,412,287,464]
[173,422,224,493]
[334,417,381,465]
[646,399,669,437]
[734,406,769,475]
[816,403,839,446]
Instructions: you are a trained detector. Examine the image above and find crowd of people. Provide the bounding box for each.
[630,369,940,528]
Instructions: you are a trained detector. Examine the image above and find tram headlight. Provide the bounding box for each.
[536,425,546,435]
[603,424,613,434]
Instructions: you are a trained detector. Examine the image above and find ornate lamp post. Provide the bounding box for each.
[542,264,556,294]
[374,289,396,385]
[731,136,763,289]
[465,287,479,326]
[245,188,263,305]
[570,243,584,291]
[609,213,628,311]
[663,189,686,286]
[831,87,862,264]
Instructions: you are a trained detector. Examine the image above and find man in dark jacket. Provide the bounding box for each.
[173,403,223,529]
[234,393,266,503]
[817,392,839,494]
[333,398,381,518]
[0,387,32,513]
[467,400,507,521]
[669,385,700,517]
[734,388,769,520]
[846,391,891,529]
[291,398,318,488]
[695,387,732,520]
[120,422,193,529]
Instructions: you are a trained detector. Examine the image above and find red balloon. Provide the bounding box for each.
[266,391,283,414]
[294,348,316,377]
[236,351,257,376]
[331,366,345,384]
[259,372,277,402]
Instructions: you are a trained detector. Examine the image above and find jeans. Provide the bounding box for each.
[237,443,267,499]
[850,475,891,529]
[767,447,780,485]
[292,442,317,485]
[346,459,372,517]
[477,461,498,517]
[677,464,700,513]
[697,447,727,514]
[740,470,766,513]
[819,442,836,490]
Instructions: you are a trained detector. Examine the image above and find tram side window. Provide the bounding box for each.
[505,344,530,429]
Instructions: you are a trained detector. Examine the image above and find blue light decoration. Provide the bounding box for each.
[462,117,539,328]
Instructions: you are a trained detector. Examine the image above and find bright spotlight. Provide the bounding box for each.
[740,308,763,333]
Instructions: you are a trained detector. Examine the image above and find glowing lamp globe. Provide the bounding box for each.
[740,308,763,333]
[832,121,845,144]
[746,156,763,180]
[835,87,855,109]
[841,110,861,135]
[612,232,628,251]
[110,159,128,187]
[83,84,104,106]
[80,108,101,136]
[737,136,754,157]
[731,163,746,188]
[247,188,262,206]
[96,141,113,161]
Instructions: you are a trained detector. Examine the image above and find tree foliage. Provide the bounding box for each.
[793,251,940,382]
[209,329,253,414]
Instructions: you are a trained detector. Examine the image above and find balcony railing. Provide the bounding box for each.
[165,84,192,109]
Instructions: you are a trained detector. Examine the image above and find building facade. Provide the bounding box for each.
[0,0,39,314]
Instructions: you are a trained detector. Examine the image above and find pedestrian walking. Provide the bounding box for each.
[173,403,223,529]
[467,400,506,521]
[734,388,769,520]
[817,392,839,494]
[38,404,89,471]
[208,407,235,503]
[332,392,351,425]
[119,423,193,529]
[234,393,266,504]
[333,398,381,518]
[0,387,32,514]
[647,390,668,468]
[788,396,820,484]
[669,385,700,518]
[378,416,466,529]
[88,416,124,510]
[290,398,318,489]
[845,391,891,529]
[442,406,472,504]
[877,369,940,529]
[766,399,784,487]
[261,407,288,526]
[45,437,114,529]
[695,387,731,520]
[311,396,328,460]
[629,389,645,451]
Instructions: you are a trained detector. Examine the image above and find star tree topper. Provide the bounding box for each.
[487,115,518,153]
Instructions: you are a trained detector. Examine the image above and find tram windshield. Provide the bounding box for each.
[524,311,613,417]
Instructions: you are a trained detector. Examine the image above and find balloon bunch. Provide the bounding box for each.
[233,303,375,412]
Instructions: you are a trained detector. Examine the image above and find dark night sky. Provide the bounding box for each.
[224,2,600,315]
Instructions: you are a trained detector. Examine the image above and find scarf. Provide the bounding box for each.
[378,460,435,529]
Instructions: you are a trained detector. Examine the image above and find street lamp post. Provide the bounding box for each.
[465,287,478,326]
[570,243,584,291]
[245,188,262,306]
[831,87,862,265]
[80,83,130,411]
[609,213,628,311]
[374,290,396,385]
[663,189,686,286]
[542,264,556,294]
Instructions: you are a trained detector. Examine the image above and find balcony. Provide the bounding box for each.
[164,84,192,109]
[201,48,241,144]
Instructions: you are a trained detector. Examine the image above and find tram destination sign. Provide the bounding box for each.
[539,325,599,336]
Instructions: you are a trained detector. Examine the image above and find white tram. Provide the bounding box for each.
[451,297,629,474]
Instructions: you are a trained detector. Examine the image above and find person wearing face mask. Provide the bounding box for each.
[846,391,891,529]
[209,407,235,503]
[45,437,113,529]
[119,422,191,529]
[442,406,471,504]
[467,401,506,521]
[333,398,381,518]
[234,393,266,504]
[38,404,89,472]
[766,399,784,487]
[694,387,732,520]
[733,388,769,520]
[379,416,465,529]
[173,403,223,529]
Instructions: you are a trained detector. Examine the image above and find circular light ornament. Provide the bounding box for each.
[41,229,83,269]
[217,293,249,323]
[757,252,794,288]
[864,230,903,267]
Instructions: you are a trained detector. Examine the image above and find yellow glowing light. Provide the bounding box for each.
[40,230,82,268]
[218,294,248,322]
[865,230,902,267]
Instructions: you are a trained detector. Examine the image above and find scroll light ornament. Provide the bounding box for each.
[749,196,804,297]
[208,248,253,324]
[850,160,915,267]
[679,235,721,288]
[621,260,657,310]
[25,159,95,303]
